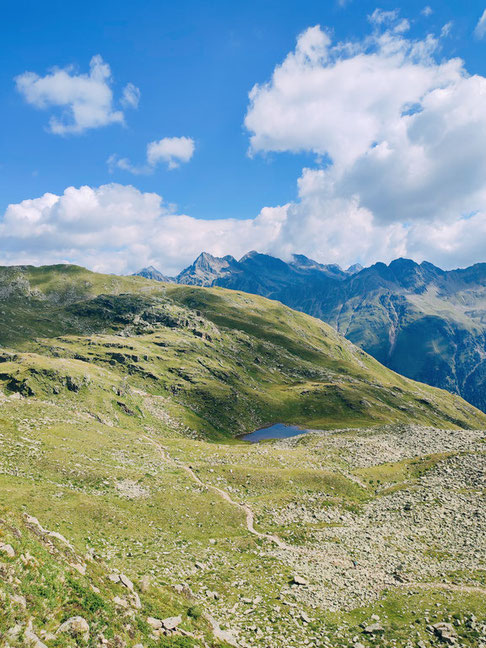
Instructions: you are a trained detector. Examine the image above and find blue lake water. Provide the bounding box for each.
[241,423,311,443]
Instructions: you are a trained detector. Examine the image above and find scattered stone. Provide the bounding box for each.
[119,573,134,591]
[146,617,162,630]
[115,479,149,499]
[162,615,182,631]
[57,616,90,641]
[140,575,150,592]
[433,622,457,644]
[71,562,86,575]
[292,575,308,586]
[20,552,37,567]
[109,573,121,583]
[10,594,26,608]
[7,624,22,638]
[363,623,385,635]
[25,622,48,648]
[114,596,129,608]
[0,543,15,558]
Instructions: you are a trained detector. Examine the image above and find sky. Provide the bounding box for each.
[2,0,486,275]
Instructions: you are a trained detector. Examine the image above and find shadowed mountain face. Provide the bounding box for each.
[135,253,486,412]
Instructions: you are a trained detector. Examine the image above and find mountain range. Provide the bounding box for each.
[135,251,486,412]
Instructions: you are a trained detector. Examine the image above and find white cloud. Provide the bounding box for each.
[0,184,284,275]
[4,22,486,275]
[474,9,486,39]
[367,9,409,32]
[368,9,399,25]
[243,23,486,265]
[422,6,433,17]
[121,82,140,109]
[108,136,195,175]
[107,154,148,176]
[441,21,453,37]
[15,55,139,135]
[147,137,195,169]
[2,177,486,276]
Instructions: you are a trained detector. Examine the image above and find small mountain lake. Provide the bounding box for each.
[241,423,311,443]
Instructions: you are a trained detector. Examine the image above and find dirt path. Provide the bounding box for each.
[405,581,486,596]
[142,433,288,549]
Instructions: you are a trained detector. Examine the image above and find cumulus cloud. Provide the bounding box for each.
[422,6,433,17]
[109,136,195,174]
[0,184,284,275]
[15,55,139,135]
[4,22,486,275]
[2,177,486,276]
[147,137,195,169]
[242,22,486,267]
[475,9,486,39]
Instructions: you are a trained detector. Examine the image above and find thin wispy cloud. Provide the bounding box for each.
[15,55,139,135]
[475,9,486,39]
[368,9,409,32]
[441,21,453,37]
[368,8,399,25]
[121,82,140,109]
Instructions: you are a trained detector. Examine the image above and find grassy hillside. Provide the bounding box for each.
[0,264,484,435]
[1,264,485,647]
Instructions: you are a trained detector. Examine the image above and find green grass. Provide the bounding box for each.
[0,264,485,647]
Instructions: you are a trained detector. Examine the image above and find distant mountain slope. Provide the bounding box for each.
[134,253,486,412]
[136,265,175,282]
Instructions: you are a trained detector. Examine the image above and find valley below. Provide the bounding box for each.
[0,264,485,648]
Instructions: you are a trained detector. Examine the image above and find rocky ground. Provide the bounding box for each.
[169,424,486,647]
[1,366,486,648]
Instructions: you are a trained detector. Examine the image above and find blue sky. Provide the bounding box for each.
[2,0,486,273]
